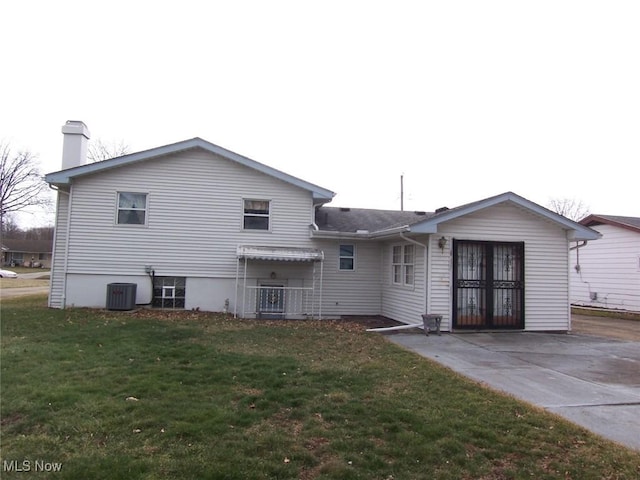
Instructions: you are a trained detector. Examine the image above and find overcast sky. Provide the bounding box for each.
[2,1,638,227]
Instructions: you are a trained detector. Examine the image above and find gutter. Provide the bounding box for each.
[311,224,412,240]
[569,240,588,251]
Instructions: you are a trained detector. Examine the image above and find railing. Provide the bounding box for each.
[241,285,319,319]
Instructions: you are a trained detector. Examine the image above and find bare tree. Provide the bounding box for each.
[0,142,51,231]
[547,197,590,221]
[1,213,22,238]
[88,139,130,163]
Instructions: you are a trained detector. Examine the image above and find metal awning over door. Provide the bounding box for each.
[234,245,325,319]
[236,245,324,262]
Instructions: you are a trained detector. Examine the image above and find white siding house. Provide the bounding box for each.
[570,215,640,313]
[46,121,601,331]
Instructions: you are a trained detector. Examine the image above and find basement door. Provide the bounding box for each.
[258,284,285,319]
[453,240,524,330]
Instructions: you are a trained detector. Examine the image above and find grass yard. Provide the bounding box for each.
[0,267,50,289]
[0,278,50,289]
[1,296,639,479]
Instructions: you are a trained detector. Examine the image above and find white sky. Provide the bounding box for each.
[2,1,639,228]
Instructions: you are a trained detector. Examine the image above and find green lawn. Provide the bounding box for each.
[2,295,639,479]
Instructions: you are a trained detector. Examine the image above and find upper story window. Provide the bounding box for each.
[339,244,355,270]
[243,199,270,230]
[117,192,147,225]
[392,244,414,285]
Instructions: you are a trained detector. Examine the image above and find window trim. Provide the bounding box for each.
[392,244,415,286]
[242,198,271,231]
[116,191,148,226]
[338,244,355,271]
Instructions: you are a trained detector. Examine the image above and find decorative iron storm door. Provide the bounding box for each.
[258,284,285,319]
[453,240,524,329]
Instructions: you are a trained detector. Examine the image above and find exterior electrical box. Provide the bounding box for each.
[106,283,137,310]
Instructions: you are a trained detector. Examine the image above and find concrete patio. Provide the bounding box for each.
[387,331,640,451]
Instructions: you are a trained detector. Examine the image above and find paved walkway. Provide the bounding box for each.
[388,331,640,451]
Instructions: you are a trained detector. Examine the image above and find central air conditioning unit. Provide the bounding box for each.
[106,283,137,310]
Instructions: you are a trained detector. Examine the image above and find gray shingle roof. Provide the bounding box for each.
[316,207,433,233]
[315,192,601,242]
[580,214,640,233]
[1,239,53,253]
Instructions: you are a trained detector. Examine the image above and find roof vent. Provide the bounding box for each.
[340,207,351,212]
[435,206,449,213]
[414,211,426,215]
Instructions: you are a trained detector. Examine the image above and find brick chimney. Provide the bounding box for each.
[61,120,90,169]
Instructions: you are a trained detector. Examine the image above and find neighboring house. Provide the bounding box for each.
[45,120,600,332]
[570,214,640,313]
[1,239,53,268]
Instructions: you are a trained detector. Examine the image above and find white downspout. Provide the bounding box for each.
[426,235,433,315]
[62,187,73,309]
[399,232,429,317]
[242,257,248,318]
[234,256,240,318]
[319,256,324,320]
[567,240,589,332]
[48,185,72,309]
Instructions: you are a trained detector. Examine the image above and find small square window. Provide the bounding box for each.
[117,192,147,225]
[152,277,186,309]
[243,199,270,230]
[162,286,176,299]
[339,244,355,270]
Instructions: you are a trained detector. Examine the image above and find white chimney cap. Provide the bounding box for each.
[61,120,91,138]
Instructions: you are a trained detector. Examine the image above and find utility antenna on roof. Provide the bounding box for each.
[400,174,404,211]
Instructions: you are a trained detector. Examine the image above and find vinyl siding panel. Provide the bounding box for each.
[381,240,427,324]
[570,225,640,311]
[429,234,453,329]
[51,149,318,309]
[66,150,315,277]
[48,191,69,308]
[434,203,571,331]
[315,240,383,316]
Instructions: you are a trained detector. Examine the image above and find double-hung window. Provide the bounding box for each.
[117,192,147,225]
[392,244,414,285]
[243,199,270,230]
[339,244,355,270]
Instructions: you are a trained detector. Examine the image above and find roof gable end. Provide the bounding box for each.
[409,191,601,241]
[45,137,335,203]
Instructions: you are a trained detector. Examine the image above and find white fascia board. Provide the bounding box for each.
[45,138,335,203]
[311,225,411,240]
[408,192,602,240]
[568,228,602,241]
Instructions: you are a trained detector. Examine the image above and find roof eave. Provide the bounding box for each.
[408,192,602,240]
[44,137,336,201]
[580,214,640,234]
[311,225,411,240]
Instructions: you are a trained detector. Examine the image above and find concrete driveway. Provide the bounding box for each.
[388,331,640,451]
